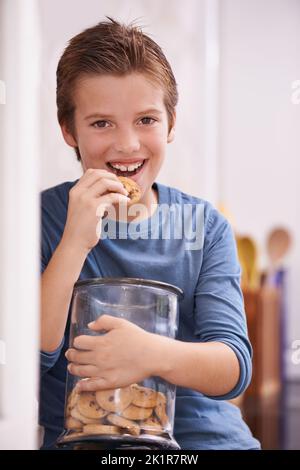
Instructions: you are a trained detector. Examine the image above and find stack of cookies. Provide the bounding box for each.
[64,383,169,439]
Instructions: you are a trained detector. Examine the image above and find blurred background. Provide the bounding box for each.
[0,0,299,449]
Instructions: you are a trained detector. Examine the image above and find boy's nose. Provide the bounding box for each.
[113,130,141,154]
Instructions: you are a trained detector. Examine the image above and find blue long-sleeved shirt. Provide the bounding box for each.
[40,180,260,450]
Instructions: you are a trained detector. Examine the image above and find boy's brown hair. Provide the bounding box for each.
[56,17,178,161]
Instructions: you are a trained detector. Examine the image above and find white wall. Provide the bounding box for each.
[0,0,40,449]
[219,0,300,378]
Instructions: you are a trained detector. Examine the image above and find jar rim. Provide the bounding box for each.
[74,277,184,299]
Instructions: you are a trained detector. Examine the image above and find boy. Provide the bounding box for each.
[40,17,260,449]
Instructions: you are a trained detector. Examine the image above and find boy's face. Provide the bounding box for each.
[61,73,175,202]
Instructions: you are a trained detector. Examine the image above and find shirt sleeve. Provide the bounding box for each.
[40,337,65,375]
[193,205,252,400]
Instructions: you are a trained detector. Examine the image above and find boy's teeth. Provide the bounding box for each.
[128,164,139,171]
[110,161,143,171]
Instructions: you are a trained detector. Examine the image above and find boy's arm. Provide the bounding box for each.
[40,169,129,353]
[67,316,240,398]
[40,238,89,352]
[150,336,240,397]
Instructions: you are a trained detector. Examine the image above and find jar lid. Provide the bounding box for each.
[74,277,184,299]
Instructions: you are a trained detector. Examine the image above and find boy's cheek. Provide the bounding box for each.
[78,150,105,168]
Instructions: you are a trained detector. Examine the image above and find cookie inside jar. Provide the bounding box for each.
[64,382,170,439]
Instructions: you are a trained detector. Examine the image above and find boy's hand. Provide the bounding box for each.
[62,168,130,252]
[65,315,159,391]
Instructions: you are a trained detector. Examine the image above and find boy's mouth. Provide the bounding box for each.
[106,159,146,177]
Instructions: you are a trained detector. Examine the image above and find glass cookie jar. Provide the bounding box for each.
[57,277,183,450]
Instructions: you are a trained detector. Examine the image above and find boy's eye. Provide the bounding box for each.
[92,120,109,128]
[91,117,156,128]
[140,117,156,125]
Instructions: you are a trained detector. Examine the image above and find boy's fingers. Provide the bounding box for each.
[95,194,131,218]
[75,377,112,393]
[88,314,125,331]
[71,315,127,350]
[73,334,99,350]
[88,178,129,198]
[78,168,119,189]
[65,348,95,365]
[67,363,98,377]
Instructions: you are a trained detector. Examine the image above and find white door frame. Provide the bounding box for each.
[0,0,40,449]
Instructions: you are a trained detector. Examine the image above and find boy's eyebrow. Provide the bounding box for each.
[84,108,164,120]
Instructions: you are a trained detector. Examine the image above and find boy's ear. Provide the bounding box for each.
[167,111,176,143]
[60,123,78,147]
[167,126,175,143]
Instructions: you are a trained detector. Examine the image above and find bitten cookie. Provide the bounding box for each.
[118,176,141,204]
[95,386,133,413]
